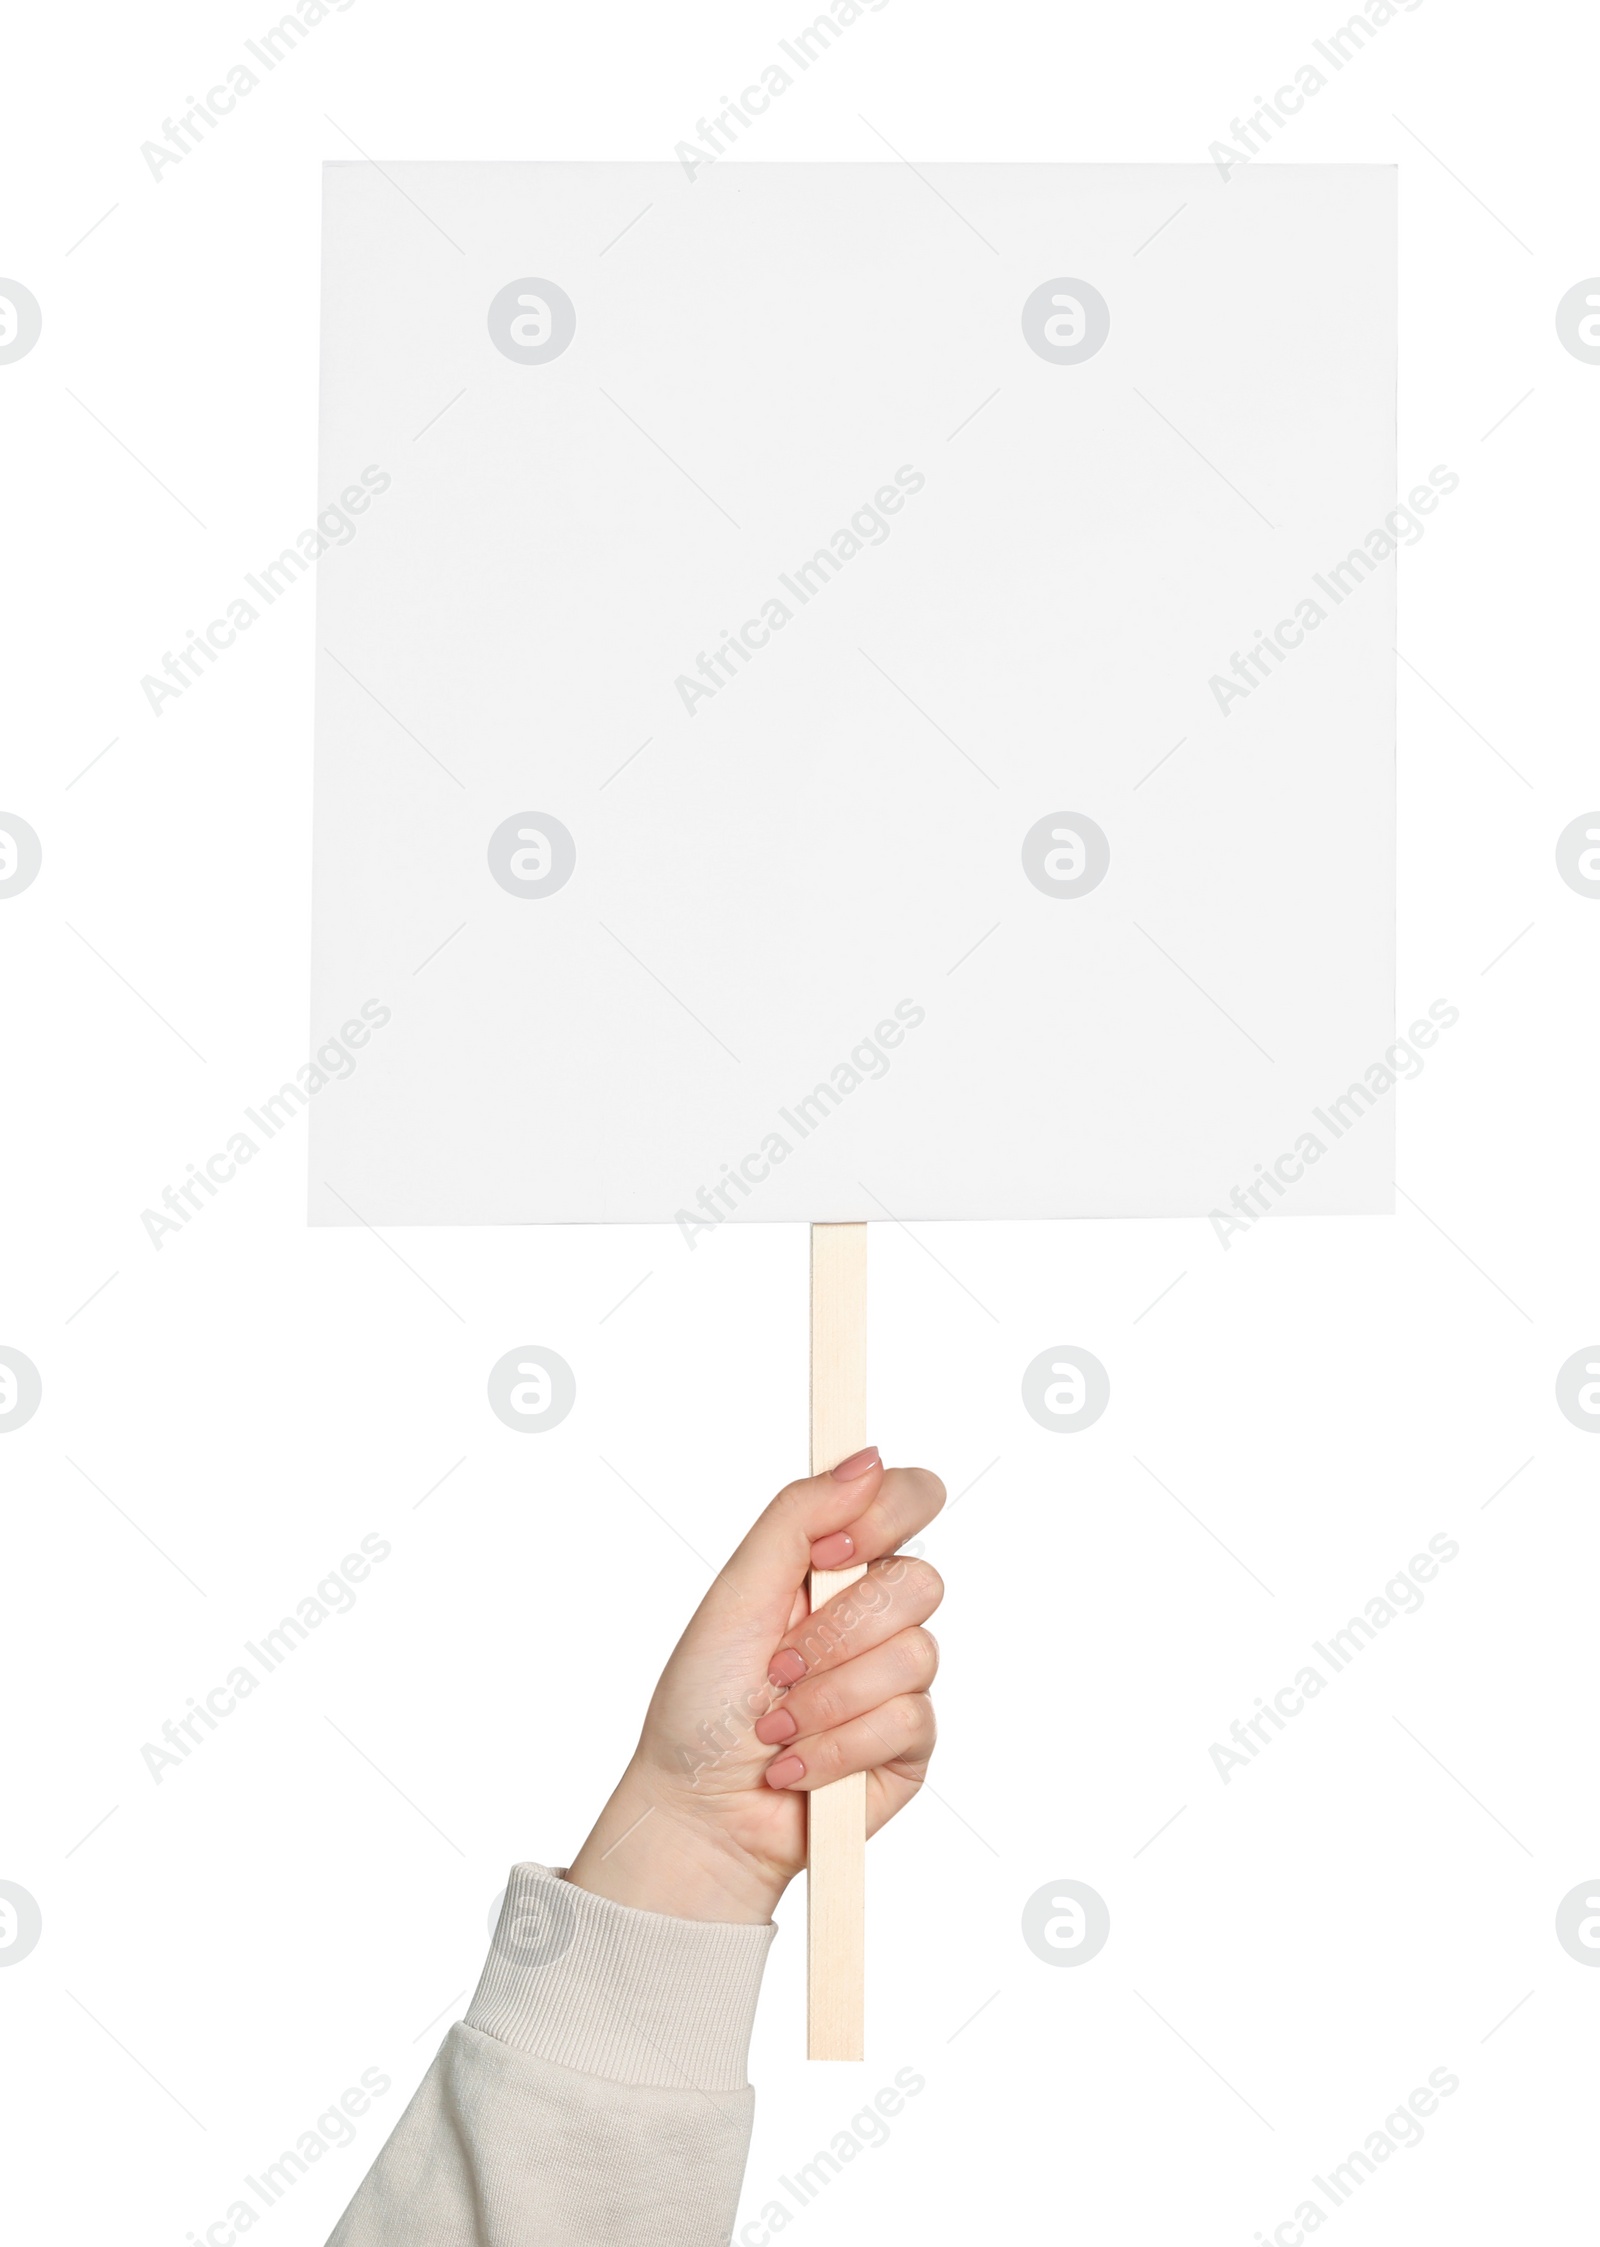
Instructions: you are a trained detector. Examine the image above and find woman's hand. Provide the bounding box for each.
[566,1449,945,1924]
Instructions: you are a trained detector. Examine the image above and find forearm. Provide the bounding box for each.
[326,1863,775,2247]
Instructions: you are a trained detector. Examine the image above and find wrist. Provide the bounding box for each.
[567,1767,784,1925]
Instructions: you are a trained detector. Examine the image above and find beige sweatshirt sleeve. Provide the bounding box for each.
[327,1862,776,2247]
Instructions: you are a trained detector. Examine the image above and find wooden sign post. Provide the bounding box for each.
[807,1222,868,2059]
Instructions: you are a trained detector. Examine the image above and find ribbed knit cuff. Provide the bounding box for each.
[466,1863,776,2093]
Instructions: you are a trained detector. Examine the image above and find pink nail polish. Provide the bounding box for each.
[830,1446,880,1482]
[809,1530,855,1569]
[755,1707,797,1744]
[768,1648,807,1687]
[765,1755,805,1789]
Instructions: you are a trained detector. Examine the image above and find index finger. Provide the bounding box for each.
[805,1465,946,1574]
[697,1452,890,1635]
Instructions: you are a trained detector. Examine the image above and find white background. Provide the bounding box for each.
[2,4,1597,2244]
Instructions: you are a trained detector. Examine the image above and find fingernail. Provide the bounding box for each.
[809,1530,855,1569]
[767,1647,807,1687]
[755,1707,797,1744]
[830,1446,880,1482]
[764,1755,805,1789]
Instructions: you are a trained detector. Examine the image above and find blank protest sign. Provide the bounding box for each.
[309,162,1395,1228]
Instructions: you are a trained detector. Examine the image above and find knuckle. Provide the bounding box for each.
[806,1678,843,1732]
[810,1732,844,1781]
[801,1613,849,1667]
[900,1556,944,1607]
[900,1627,939,1685]
[906,1467,948,1515]
[889,1693,926,1745]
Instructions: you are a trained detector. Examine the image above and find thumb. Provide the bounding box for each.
[694,1449,884,1646]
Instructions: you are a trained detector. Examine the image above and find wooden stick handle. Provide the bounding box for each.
[807,1221,867,2060]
